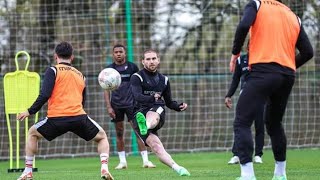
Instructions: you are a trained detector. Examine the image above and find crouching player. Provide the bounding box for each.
[16,42,113,180]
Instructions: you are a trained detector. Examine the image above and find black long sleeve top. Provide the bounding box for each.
[130,69,182,113]
[225,54,249,98]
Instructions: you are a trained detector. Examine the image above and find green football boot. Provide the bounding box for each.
[136,112,148,135]
[177,167,190,176]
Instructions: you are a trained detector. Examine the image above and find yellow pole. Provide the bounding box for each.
[5,113,13,169]
[16,118,20,168]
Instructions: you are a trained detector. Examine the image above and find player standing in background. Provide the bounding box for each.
[225,53,264,164]
[16,41,114,180]
[130,49,190,176]
[104,44,156,169]
[230,0,313,179]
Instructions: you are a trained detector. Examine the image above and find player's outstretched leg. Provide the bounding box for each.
[17,127,40,180]
[100,153,114,179]
[17,156,34,180]
[136,112,147,135]
[94,127,113,180]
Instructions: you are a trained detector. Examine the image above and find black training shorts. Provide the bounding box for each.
[111,106,135,123]
[35,114,100,141]
[132,105,166,145]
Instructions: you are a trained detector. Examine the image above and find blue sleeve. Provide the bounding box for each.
[28,67,56,114]
[232,1,258,55]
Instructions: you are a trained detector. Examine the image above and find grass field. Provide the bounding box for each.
[1,149,319,180]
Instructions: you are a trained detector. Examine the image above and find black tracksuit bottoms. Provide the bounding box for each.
[233,71,295,164]
[232,101,265,157]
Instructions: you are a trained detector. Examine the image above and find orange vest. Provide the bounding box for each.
[249,0,300,71]
[47,64,86,117]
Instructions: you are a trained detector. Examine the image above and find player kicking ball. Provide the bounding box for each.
[130,49,190,176]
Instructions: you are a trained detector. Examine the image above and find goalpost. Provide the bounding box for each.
[0,0,319,161]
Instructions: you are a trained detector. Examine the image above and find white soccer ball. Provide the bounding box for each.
[98,68,121,91]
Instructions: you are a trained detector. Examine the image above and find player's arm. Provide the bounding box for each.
[102,64,116,118]
[232,1,258,55]
[82,77,87,107]
[295,25,314,68]
[104,90,111,109]
[225,62,241,108]
[104,90,115,119]
[226,61,241,98]
[230,1,258,72]
[17,67,56,121]
[130,74,155,103]
[162,80,187,112]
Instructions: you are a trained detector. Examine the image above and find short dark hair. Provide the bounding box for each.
[113,44,126,52]
[143,49,158,59]
[55,41,73,59]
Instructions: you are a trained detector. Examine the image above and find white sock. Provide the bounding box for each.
[240,162,255,177]
[24,156,34,173]
[140,150,149,163]
[171,163,181,172]
[100,153,109,171]
[146,120,151,129]
[118,151,126,163]
[274,161,286,176]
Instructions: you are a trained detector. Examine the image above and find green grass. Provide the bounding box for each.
[1,149,319,180]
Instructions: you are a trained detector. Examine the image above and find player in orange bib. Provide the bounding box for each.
[229,0,313,179]
[16,42,113,180]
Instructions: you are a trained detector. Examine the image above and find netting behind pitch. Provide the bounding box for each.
[0,0,319,160]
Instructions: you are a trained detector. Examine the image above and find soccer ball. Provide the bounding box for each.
[98,68,121,91]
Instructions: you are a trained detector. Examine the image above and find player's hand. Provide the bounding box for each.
[230,54,240,72]
[107,107,116,119]
[179,103,188,111]
[225,97,232,109]
[17,111,30,121]
[154,93,161,101]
